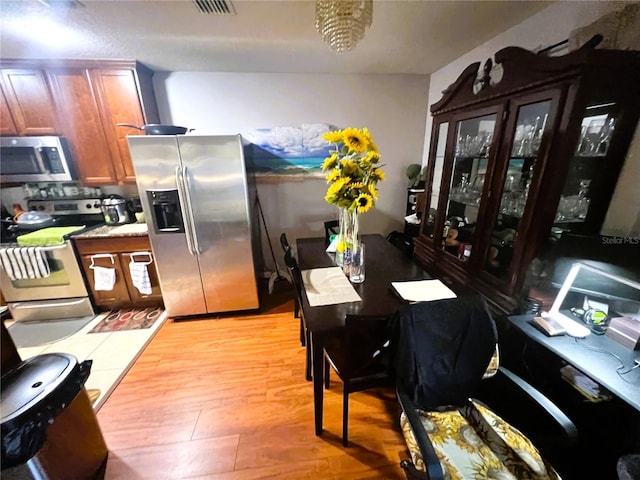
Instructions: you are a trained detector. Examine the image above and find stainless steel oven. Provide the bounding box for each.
[0,199,104,321]
[1,240,94,321]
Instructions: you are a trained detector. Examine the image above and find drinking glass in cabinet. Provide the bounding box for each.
[512,114,547,157]
[575,114,615,157]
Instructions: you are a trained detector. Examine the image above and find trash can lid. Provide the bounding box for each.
[1,353,78,424]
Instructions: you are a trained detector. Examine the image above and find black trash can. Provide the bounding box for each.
[1,353,108,479]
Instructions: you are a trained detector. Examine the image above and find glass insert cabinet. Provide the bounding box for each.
[413,37,640,315]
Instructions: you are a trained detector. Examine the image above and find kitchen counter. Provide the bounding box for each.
[73,223,149,239]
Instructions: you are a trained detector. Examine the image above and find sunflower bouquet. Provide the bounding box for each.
[321,127,384,263]
[321,127,384,213]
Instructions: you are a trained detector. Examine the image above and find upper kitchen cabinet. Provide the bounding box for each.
[413,37,640,315]
[89,66,159,184]
[1,59,160,185]
[0,68,60,136]
[0,87,18,136]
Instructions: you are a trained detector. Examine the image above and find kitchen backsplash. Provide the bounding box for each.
[1,182,140,215]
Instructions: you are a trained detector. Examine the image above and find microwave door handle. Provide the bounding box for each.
[181,166,201,254]
[175,166,196,256]
[34,147,49,174]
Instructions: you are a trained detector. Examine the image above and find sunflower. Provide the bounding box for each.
[371,168,385,182]
[322,130,344,143]
[354,193,374,213]
[342,128,368,153]
[321,152,339,171]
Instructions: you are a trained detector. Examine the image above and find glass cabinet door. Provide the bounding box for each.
[422,122,448,240]
[484,99,553,279]
[441,112,498,261]
[553,101,619,231]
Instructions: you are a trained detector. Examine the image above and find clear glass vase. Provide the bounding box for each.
[335,208,359,267]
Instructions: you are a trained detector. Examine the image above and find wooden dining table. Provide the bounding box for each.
[296,233,430,435]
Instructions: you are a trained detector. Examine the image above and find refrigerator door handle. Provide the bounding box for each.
[175,166,197,256]
[181,166,201,254]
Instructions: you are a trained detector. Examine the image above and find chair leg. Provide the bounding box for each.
[305,335,312,382]
[342,388,349,447]
[300,317,305,346]
[294,296,300,319]
[324,358,330,389]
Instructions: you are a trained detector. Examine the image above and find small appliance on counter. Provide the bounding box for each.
[100,195,136,225]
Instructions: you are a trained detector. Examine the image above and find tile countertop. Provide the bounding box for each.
[73,223,149,239]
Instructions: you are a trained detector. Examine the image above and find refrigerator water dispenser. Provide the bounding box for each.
[147,190,185,234]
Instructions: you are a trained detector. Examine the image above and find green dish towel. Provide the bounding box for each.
[17,226,86,247]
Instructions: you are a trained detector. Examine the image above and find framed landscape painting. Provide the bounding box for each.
[245,123,334,179]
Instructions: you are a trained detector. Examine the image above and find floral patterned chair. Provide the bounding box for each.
[392,296,578,480]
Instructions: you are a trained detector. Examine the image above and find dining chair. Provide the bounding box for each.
[392,295,577,480]
[280,233,302,340]
[323,313,394,447]
[283,245,311,381]
[324,220,339,246]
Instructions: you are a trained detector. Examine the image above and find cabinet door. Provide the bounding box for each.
[47,68,119,185]
[553,101,627,234]
[89,69,146,184]
[421,121,449,242]
[481,90,562,289]
[439,108,501,263]
[0,69,59,135]
[80,254,131,307]
[120,252,163,306]
[0,86,18,135]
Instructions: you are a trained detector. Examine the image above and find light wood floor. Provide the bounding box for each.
[97,289,409,479]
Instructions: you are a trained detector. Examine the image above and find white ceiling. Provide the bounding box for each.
[0,0,551,75]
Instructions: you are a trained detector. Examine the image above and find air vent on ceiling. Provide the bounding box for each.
[192,0,235,15]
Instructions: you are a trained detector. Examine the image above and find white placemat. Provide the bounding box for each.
[391,279,457,302]
[301,266,362,307]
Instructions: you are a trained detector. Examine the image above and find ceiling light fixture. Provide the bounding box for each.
[315,0,373,53]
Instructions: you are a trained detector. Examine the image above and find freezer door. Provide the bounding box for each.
[177,135,259,313]
[127,135,207,317]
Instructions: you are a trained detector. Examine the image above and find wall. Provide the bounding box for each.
[152,72,430,271]
[421,1,638,236]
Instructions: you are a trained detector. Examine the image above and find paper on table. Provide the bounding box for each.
[301,266,362,307]
[391,279,457,302]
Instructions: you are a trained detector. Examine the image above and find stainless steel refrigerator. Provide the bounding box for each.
[127,134,261,317]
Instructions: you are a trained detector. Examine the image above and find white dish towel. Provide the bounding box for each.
[129,262,152,295]
[0,247,50,280]
[93,266,116,291]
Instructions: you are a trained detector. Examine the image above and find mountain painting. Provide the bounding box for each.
[245,123,334,178]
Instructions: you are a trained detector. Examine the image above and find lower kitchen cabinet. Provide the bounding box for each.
[74,235,163,310]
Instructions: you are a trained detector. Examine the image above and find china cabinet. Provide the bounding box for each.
[413,37,640,315]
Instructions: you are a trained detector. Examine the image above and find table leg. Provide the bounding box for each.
[311,331,324,436]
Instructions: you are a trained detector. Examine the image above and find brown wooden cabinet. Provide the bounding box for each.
[0,59,159,185]
[74,235,163,309]
[0,86,18,136]
[413,39,640,315]
[0,68,60,136]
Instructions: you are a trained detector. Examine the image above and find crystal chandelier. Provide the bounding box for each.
[315,0,373,53]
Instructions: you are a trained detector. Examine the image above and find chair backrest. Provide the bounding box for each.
[284,247,304,306]
[391,294,497,409]
[343,314,393,382]
[324,220,339,245]
[279,232,290,254]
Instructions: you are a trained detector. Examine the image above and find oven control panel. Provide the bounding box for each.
[28,198,104,216]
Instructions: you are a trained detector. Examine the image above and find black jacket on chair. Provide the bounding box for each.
[390,295,497,410]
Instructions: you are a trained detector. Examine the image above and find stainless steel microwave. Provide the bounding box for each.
[0,136,77,183]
